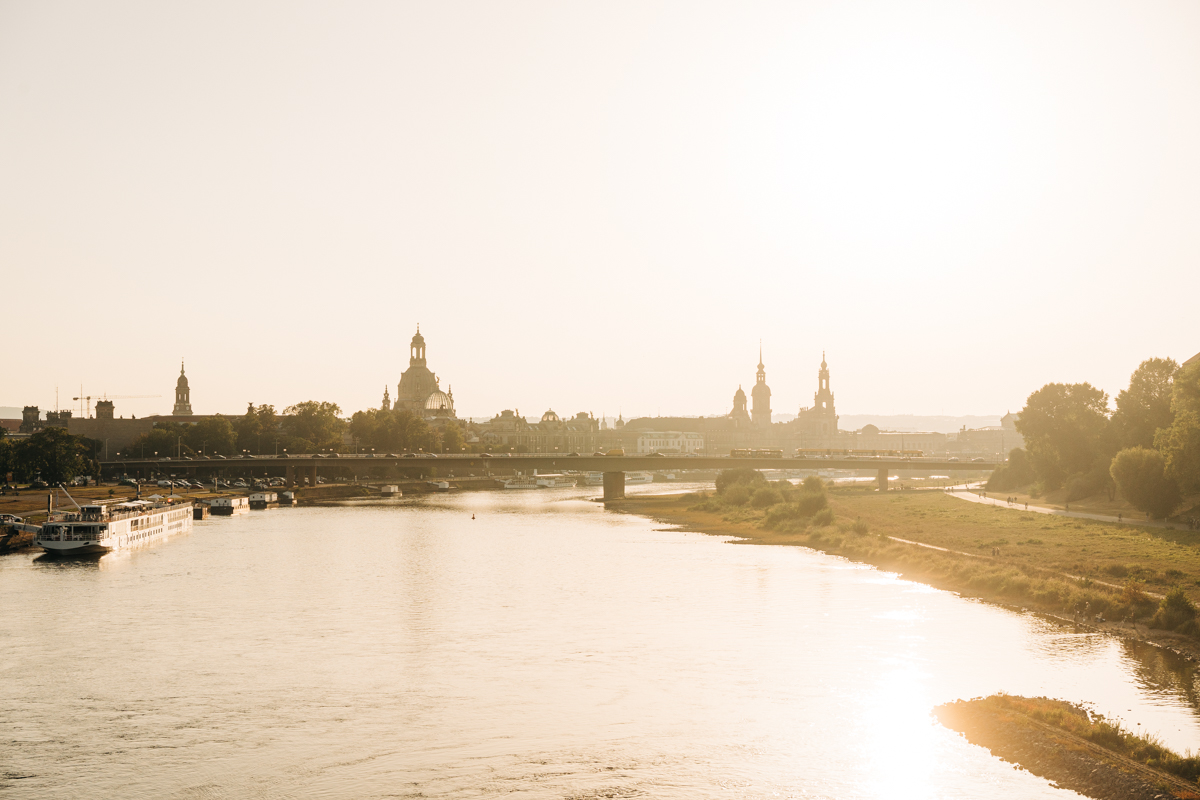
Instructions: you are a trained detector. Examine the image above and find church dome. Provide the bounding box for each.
[177,363,189,388]
[411,328,425,348]
[424,390,453,411]
[541,409,561,423]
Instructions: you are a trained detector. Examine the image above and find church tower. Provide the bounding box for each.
[381,386,391,411]
[173,360,193,416]
[750,344,771,428]
[812,351,835,415]
[731,386,750,422]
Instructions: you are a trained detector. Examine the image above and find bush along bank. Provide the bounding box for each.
[651,470,1200,658]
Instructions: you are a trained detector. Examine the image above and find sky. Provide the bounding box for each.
[2,1,1198,422]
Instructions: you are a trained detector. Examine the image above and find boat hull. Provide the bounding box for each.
[37,540,110,557]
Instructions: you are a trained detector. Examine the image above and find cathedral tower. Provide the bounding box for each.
[173,361,193,416]
[750,344,771,428]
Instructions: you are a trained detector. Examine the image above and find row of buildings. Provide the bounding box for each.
[6,329,1025,460]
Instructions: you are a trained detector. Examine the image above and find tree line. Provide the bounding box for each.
[119,401,346,458]
[117,401,469,459]
[988,357,1200,518]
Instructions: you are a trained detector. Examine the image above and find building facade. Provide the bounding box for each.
[478,409,599,453]
[635,431,704,454]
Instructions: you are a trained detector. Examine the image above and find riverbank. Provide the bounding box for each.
[935,695,1200,800]
[611,488,1200,661]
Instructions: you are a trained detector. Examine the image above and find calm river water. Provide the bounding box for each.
[5,486,1200,799]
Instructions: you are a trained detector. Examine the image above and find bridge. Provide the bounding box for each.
[101,454,1000,500]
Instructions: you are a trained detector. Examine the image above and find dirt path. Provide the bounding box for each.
[946,487,1190,531]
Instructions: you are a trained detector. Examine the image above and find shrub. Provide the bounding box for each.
[851,519,869,535]
[794,490,828,518]
[723,485,752,506]
[1103,564,1129,578]
[812,508,834,527]
[800,475,825,494]
[751,487,783,508]
[1150,586,1197,632]
[716,468,766,494]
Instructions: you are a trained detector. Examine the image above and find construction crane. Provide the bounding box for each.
[72,394,161,418]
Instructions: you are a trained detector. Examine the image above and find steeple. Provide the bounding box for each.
[409,326,427,367]
[751,344,771,428]
[381,385,391,411]
[173,359,193,416]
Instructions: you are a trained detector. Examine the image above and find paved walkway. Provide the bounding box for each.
[944,487,1192,532]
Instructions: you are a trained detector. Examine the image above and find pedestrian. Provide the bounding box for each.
[1118,513,1122,523]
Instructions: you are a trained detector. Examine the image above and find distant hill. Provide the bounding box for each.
[837,414,1002,433]
[0,406,26,420]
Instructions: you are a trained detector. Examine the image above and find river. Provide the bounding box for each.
[3,485,1200,799]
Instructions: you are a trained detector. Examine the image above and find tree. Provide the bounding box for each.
[1155,360,1200,494]
[1110,447,1181,519]
[234,404,279,454]
[282,401,344,450]
[183,415,236,456]
[440,422,465,453]
[986,448,1036,491]
[1113,358,1179,450]
[14,428,99,484]
[1015,383,1113,490]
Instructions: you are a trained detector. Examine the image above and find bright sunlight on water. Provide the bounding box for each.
[4,486,1200,799]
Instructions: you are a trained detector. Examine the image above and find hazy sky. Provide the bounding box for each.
[3,1,1198,421]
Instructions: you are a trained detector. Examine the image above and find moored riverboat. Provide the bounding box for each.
[625,471,654,485]
[210,496,250,515]
[249,491,278,509]
[36,498,194,556]
[535,473,577,488]
[502,475,538,490]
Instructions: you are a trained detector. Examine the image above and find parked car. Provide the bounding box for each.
[157,480,173,488]
[0,514,23,524]
[30,480,48,489]
[402,453,417,458]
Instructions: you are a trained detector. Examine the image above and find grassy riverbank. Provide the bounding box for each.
[936,695,1200,799]
[613,486,1200,657]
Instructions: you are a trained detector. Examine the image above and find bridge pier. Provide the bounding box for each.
[285,465,295,488]
[877,468,888,492]
[603,471,625,501]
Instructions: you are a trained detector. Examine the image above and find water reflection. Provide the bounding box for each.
[3,488,1200,798]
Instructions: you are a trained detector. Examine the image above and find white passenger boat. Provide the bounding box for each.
[535,473,577,488]
[578,472,604,486]
[37,499,194,556]
[502,475,539,490]
[625,471,654,485]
